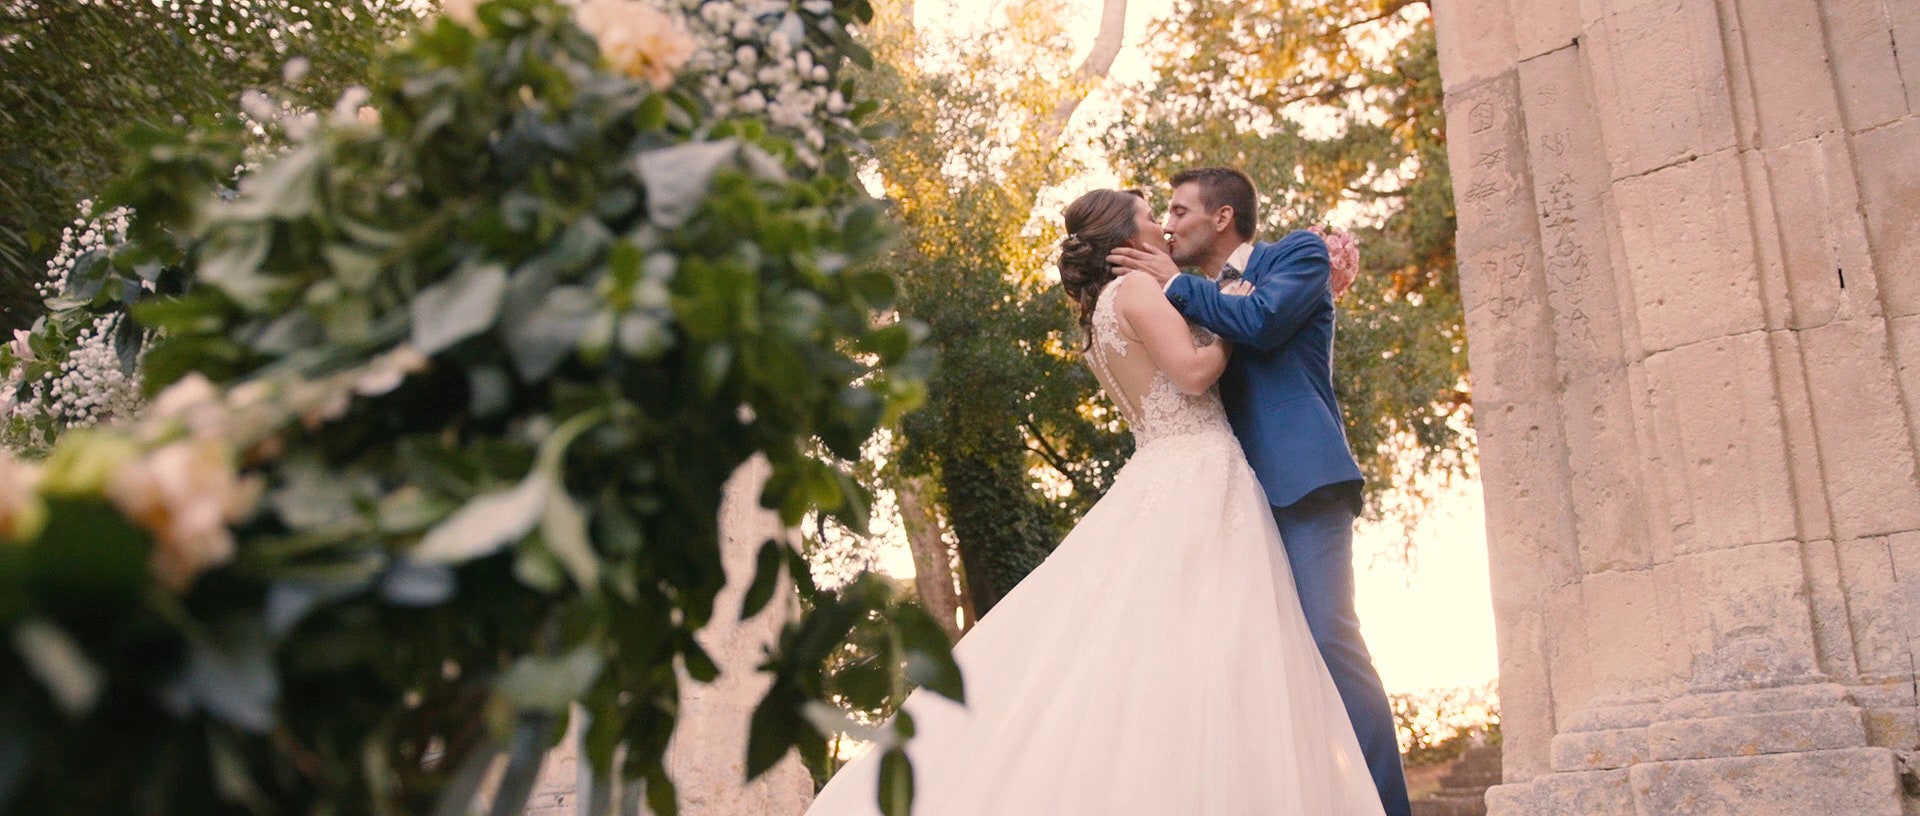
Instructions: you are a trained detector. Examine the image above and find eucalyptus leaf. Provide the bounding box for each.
[198,229,278,311]
[506,285,596,380]
[635,139,737,228]
[496,646,603,711]
[410,262,508,354]
[539,483,599,594]
[181,624,279,734]
[323,244,384,291]
[11,619,102,717]
[408,473,548,564]
[218,143,323,221]
[381,560,457,606]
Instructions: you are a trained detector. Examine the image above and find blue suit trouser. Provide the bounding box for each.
[1272,486,1412,816]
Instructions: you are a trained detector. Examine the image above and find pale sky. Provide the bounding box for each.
[879,0,1499,695]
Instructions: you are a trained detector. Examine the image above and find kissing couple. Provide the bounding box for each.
[808,167,1408,816]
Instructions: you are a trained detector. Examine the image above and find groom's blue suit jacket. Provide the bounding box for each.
[1164,230,1364,511]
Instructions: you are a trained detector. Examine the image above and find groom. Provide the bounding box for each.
[1108,167,1411,816]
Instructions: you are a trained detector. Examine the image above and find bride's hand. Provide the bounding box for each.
[1221,279,1253,296]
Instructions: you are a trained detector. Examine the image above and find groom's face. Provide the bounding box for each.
[1163,182,1223,267]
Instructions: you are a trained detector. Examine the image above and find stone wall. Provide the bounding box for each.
[1433,0,1920,812]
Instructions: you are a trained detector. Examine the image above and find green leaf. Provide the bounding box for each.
[408,473,547,564]
[381,561,456,606]
[745,684,799,780]
[375,487,455,534]
[896,604,964,704]
[877,747,914,816]
[410,262,508,354]
[636,139,737,228]
[615,311,672,360]
[197,229,279,311]
[739,539,783,620]
[323,244,384,291]
[132,293,229,334]
[218,143,322,221]
[496,646,603,711]
[180,623,279,733]
[11,619,102,717]
[507,285,596,380]
[539,484,599,594]
[681,640,718,684]
[642,762,679,816]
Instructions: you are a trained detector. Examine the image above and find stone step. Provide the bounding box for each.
[1409,792,1488,816]
[1410,745,1499,816]
[1439,767,1503,789]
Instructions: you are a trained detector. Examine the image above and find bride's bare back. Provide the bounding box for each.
[1084,273,1234,446]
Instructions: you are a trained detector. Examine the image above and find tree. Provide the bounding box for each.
[0,0,416,331]
[1102,0,1470,530]
[860,0,1134,616]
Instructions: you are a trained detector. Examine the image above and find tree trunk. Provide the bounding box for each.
[1034,0,1130,147]
[895,474,972,640]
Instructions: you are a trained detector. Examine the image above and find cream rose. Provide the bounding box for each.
[443,0,484,28]
[574,0,698,90]
[106,438,263,591]
[0,450,47,543]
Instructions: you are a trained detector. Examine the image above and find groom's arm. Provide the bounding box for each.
[1163,232,1330,352]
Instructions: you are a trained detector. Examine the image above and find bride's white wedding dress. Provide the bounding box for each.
[805,281,1386,815]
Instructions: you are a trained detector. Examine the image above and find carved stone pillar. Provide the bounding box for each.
[1434,0,1920,811]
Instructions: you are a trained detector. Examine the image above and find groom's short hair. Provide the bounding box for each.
[1171,166,1257,241]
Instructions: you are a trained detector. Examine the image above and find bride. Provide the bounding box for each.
[804,189,1387,815]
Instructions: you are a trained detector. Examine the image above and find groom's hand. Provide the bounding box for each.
[1107,245,1181,286]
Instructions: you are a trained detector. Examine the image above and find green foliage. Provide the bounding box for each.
[862,0,1132,613]
[0,2,951,814]
[1104,2,1472,527]
[1391,683,1501,767]
[0,0,417,331]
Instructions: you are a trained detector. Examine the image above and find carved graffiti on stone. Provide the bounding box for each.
[1471,99,1497,133]
[1540,172,1592,291]
[1541,173,1577,229]
[1541,132,1568,158]
[1466,176,1510,217]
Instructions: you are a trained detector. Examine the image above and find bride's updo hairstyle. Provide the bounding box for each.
[1059,188,1146,346]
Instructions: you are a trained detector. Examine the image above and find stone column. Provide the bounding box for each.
[526,455,814,814]
[1434,0,1920,812]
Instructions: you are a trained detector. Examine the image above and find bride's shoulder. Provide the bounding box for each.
[1113,270,1166,301]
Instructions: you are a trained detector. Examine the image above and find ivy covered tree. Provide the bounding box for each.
[0,0,418,330]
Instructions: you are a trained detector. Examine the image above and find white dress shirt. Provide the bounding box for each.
[1165,241,1254,292]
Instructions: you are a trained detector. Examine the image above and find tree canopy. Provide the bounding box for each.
[0,0,417,331]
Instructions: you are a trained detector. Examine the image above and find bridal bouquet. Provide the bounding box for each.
[1307,224,1361,299]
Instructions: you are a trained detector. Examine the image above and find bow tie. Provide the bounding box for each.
[1218,263,1242,283]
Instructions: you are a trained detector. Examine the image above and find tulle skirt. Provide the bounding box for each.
[805,431,1386,816]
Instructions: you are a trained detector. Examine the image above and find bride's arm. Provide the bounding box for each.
[1115,273,1229,395]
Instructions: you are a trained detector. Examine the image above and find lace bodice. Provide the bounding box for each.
[1084,281,1235,448]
